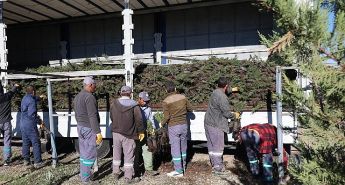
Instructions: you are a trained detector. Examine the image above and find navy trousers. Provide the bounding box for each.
[240,129,273,182]
[21,125,42,164]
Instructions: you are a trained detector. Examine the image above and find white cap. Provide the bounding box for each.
[83,76,95,85]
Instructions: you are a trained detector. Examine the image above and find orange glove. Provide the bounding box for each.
[138,132,145,142]
[96,133,103,145]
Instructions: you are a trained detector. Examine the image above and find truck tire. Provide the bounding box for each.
[73,139,111,159]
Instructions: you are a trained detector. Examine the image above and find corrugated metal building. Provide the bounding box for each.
[2,0,273,69]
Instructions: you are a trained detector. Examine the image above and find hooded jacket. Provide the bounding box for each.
[110,97,144,140]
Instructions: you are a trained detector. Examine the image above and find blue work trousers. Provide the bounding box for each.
[21,125,42,164]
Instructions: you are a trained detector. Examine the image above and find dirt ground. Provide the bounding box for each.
[0,146,268,185]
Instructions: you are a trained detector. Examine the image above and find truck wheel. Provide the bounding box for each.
[73,139,111,159]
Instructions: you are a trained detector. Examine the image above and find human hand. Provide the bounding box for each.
[234,112,241,119]
[96,133,103,145]
[138,132,145,142]
[39,94,47,99]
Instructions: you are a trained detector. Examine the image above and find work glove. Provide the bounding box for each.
[234,112,241,119]
[231,87,239,92]
[159,122,166,128]
[96,133,103,145]
[138,132,145,142]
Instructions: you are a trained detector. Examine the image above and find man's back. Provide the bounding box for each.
[110,98,143,139]
[162,93,192,126]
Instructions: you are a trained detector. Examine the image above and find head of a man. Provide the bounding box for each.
[26,85,35,95]
[138,91,150,106]
[120,85,132,97]
[83,76,96,93]
[217,77,231,95]
[165,81,176,93]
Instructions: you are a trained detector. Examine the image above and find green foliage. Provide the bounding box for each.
[9,58,275,112]
[260,0,345,184]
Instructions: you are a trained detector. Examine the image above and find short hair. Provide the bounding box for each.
[217,77,229,88]
[26,85,35,94]
[165,81,176,93]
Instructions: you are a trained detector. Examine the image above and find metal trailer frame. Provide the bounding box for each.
[276,66,301,183]
[0,0,135,168]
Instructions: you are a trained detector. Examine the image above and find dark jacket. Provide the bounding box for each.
[110,97,144,140]
[204,88,235,133]
[162,92,192,127]
[0,86,17,125]
[20,93,39,128]
[73,90,101,134]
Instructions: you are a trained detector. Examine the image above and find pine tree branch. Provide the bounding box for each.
[318,48,342,65]
[268,31,294,55]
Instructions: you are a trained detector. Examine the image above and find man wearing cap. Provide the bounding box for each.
[161,81,192,177]
[110,86,144,183]
[20,85,44,168]
[73,76,102,184]
[136,91,159,176]
[0,83,19,166]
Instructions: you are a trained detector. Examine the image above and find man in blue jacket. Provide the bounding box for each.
[20,85,44,168]
[0,83,19,166]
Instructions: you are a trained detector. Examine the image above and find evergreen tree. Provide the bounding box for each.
[259,0,345,184]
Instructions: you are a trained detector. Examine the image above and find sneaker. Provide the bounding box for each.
[167,171,183,177]
[113,171,122,180]
[145,170,159,176]
[33,162,44,169]
[124,177,140,184]
[3,159,11,166]
[23,160,30,166]
[212,168,230,176]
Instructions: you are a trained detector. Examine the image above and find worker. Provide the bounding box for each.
[0,83,19,166]
[73,76,102,184]
[136,91,159,176]
[20,85,44,168]
[160,81,192,177]
[110,85,144,183]
[204,77,240,175]
[239,123,283,184]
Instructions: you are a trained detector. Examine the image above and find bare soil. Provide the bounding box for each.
[0,146,266,185]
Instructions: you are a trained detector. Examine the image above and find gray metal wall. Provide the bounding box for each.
[7,3,272,69]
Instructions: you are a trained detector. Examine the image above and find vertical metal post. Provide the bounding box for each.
[0,1,8,92]
[122,0,134,89]
[47,79,58,167]
[275,66,284,181]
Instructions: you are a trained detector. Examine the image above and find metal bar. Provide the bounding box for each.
[52,113,75,117]
[0,68,70,78]
[7,1,54,20]
[47,77,84,82]
[136,0,148,8]
[275,66,284,181]
[47,79,58,167]
[85,0,108,13]
[60,0,90,16]
[3,9,37,21]
[110,0,125,9]
[32,0,72,18]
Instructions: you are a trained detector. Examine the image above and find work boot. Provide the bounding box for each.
[23,160,30,166]
[124,177,140,184]
[145,170,159,176]
[3,159,11,166]
[33,162,44,169]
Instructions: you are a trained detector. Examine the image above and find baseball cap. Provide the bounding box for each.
[83,76,95,85]
[121,86,132,94]
[139,91,150,101]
